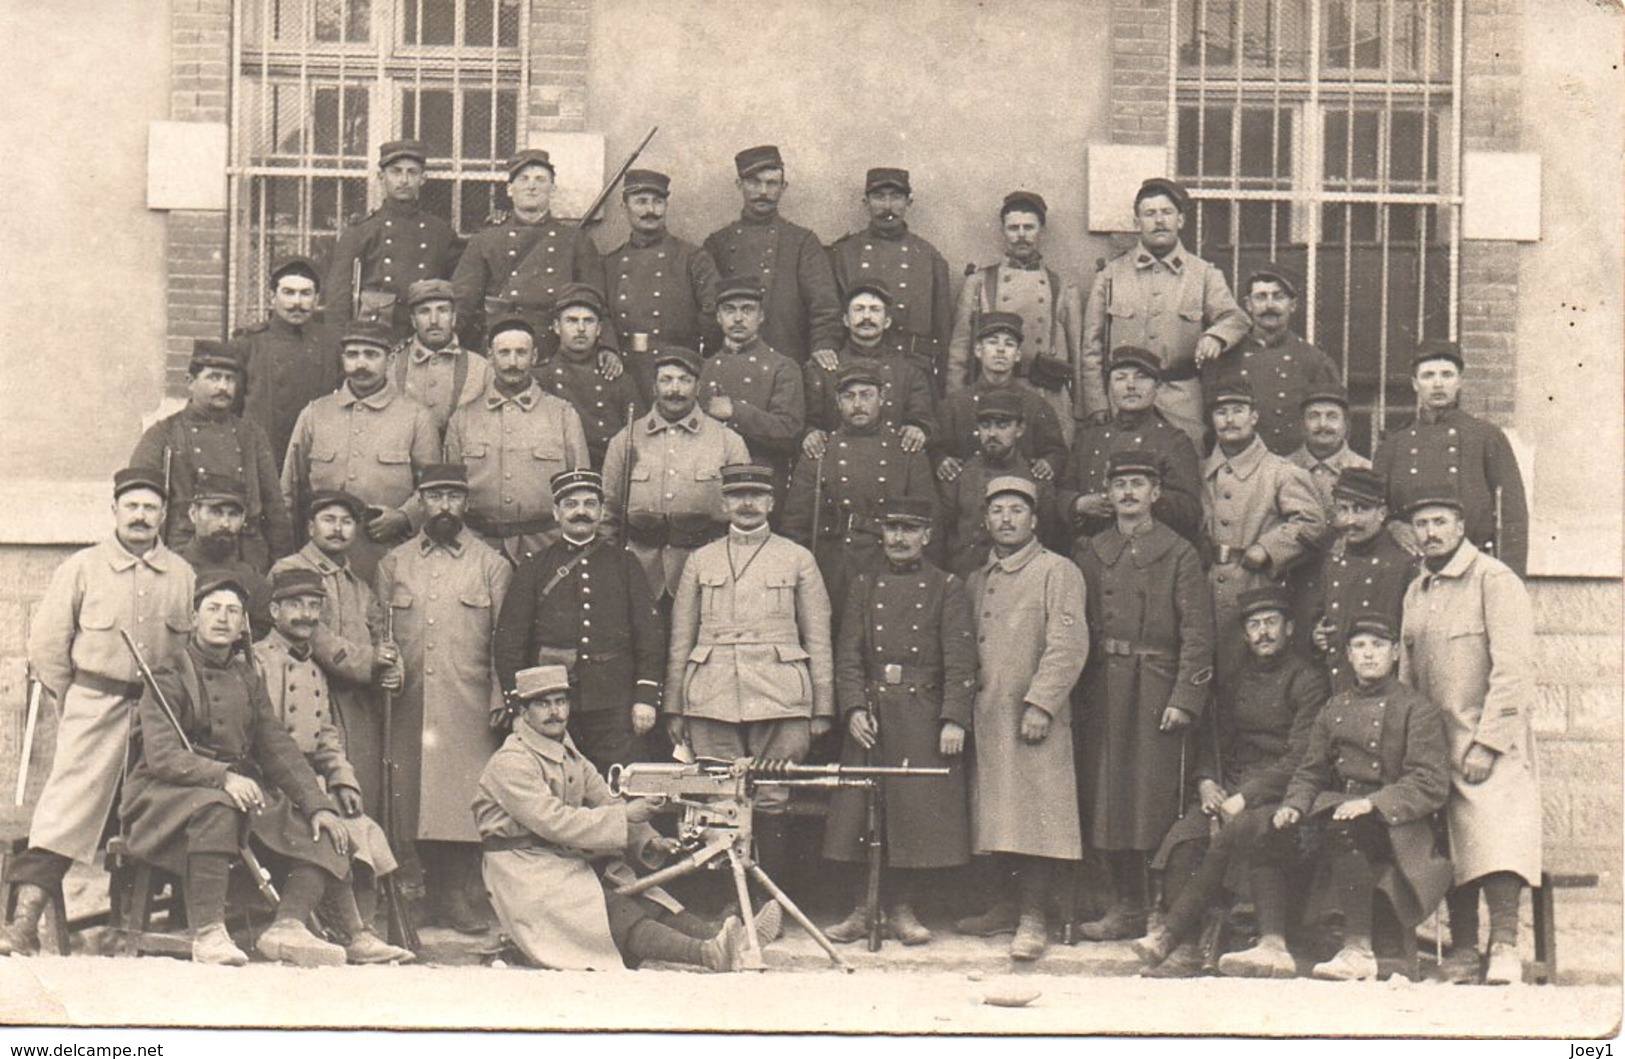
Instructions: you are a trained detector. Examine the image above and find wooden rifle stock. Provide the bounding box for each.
[377,606,419,950]
[578,126,658,229]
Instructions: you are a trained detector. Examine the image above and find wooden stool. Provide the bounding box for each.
[1528,870,1600,984]
[105,836,190,959]
[1,838,71,955]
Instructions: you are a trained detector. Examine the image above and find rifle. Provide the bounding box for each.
[608,759,947,970]
[1098,262,1113,418]
[618,400,637,549]
[578,126,658,229]
[351,258,363,322]
[964,263,980,387]
[809,449,825,563]
[377,606,420,951]
[13,678,42,807]
[1493,485,1504,559]
[122,631,281,907]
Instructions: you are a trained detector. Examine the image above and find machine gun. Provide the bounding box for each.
[607,758,948,970]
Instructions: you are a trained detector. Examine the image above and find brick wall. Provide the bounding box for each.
[529,0,591,132]
[1110,0,1172,148]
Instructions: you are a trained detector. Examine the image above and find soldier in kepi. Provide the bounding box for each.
[0,469,194,956]
[392,278,492,439]
[937,389,1066,577]
[820,497,976,946]
[326,139,460,338]
[228,255,342,468]
[173,473,272,640]
[695,278,807,492]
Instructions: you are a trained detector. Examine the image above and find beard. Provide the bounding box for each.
[197,531,237,562]
[425,512,464,545]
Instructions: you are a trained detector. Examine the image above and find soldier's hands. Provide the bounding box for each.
[1332,797,1375,821]
[222,772,266,814]
[1461,742,1499,784]
[596,348,625,380]
[898,425,927,453]
[1272,806,1301,830]
[801,430,829,462]
[939,720,966,757]
[810,717,834,739]
[378,657,404,692]
[1074,493,1113,520]
[631,703,657,736]
[1019,704,1051,744]
[811,348,841,373]
[625,798,659,824]
[1031,458,1055,483]
[1197,778,1227,816]
[706,394,735,422]
[648,836,683,860]
[665,715,688,748]
[311,808,350,857]
[366,508,410,542]
[1160,706,1194,733]
[333,785,365,818]
[1240,544,1270,572]
[1194,335,1224,366]
[1219,792,1247,823]
[1311,617,1337,653]
[935,456,963,483]
[848,708,879,750]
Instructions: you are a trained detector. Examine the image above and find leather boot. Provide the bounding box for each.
[1312,944,1378,981]
[0,884,49,956]
[1077,901,1146,942]
[886,904,932,946]
[823,903,871,945]
[1484,942,1523,986]
[345,929,416,965]
[954,901,1019,937]
[256,918,348,967]
[1131,923,1174,967]
[1440,945,1483,984]
[428,849,488,935]
[1142,940,1205,979]
[699,916,745,972]
[192,923,249,966]
[1009,911,1049,961]
[1218,935,1297,979]
[752,898,783,946]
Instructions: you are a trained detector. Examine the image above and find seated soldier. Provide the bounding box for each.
[253,568,413,963]
[1220,614,1451,981]
[120,574,363,967]
[474,665,773,972]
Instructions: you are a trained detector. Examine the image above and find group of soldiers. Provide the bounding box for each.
[0,137,1541,983]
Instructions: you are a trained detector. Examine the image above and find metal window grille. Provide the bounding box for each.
[228,0,529,323]
[1170,0,1461,450]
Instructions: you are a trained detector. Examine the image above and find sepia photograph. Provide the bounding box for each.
[0,0,1619,1043]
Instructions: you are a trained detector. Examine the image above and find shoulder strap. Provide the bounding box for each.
[450,348,471,411]
[173,650,207,732]
[979,263,1000,312]
[539,540,605,601]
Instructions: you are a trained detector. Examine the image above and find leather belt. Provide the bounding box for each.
[823,512,883,540]
[1162,360,1200,382]
[467,512,556,538]
[1211,544,1242,565]
[627,513,726,550]
[867,663,939,686]
[1339,777,1381,796]
[482,835,556,854]
[1100,637,1171,659]
[76,672,146,700]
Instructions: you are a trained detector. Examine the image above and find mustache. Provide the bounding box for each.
[128,520,153,530]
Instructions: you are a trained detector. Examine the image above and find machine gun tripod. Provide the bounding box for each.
[607,758,948,971]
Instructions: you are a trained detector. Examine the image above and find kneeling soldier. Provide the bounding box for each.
[474,665,747,971]
[119,574,357,967]
[1222,614,1450,980]
[820,496,977,945]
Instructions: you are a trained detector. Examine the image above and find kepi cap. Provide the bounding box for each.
[416,463,469,492]
[622,169,670,196]
[735,145,784,177]
[972,389,1025,422]
[340,318,394,352]
[843,277,893,306]
[488,313,536,342]
[507,148,554,180]
[1237,585,1291,620]
[191,473,247,509]
[552,282,606,317]
[405,278,455,309]
[875,496,933,526]
[114,467,166,502]
[270,568,327,602]
[306,489,367,521]
[550,468,604,503]
[1399,484,1464,519]
[378,139,428,168]
[720,464,775,494]
[1208,379,1255,408]
[269,256,321,289]
[1108,345,1163,379]
[1411,339,1464,371]
[1346,613,1400,643]
[193,572,249,609]
[975,310,1024,343]
[1248,260,1302,298]
[1000,190,1047,222]
[985,475,1038,506]
[715,276,765,304]
[188,339,240,376]
[865,168,911,194]
[1301,384,1349,410]
[514,664,571,701]
[1331,467,1386,506]
[652,346,703,378]
[1135,177,1190,214]
[1106,449,1161,481]
[834,365,883,392]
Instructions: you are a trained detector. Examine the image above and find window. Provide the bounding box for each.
[1173,0,1460,448]
[230,0,529,322]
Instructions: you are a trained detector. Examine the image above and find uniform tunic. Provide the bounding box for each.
[121,642,347,880]
[1074,521,1215,851]
[375,530,512,843]
[281,380,441,581]
[25,539,195,864]
[822,562,976,868]
[1372,406,1530,577]
[535,354,646,470]
[1202,329,1342,456]
[270,543,386,810]
[326,200,460,336]
[828,223,954,375]
[254,629,397,875]
[703,213,844,363]
[1058,407,1203,544]
[459,213,608,348]
[947,260,1091,436]
[229,313,342,468]
[131,406,294,570]
[1293,531,1415,690]
[781,426,938,617]
[929,378,1068,478]
[177,541,271,641]
[603,231,723,400]
[474,722,671,971]
[802,342,937,440]
[1400,542,1542,887]
[694,338,806,476]
[1288,442,1372,525]
[937,453,1065,577]
[393,337,493,438]
[966,537,1090,860]
[1281,673,1452,927]
[1084,242,1251,448]
[445,378,589,562]
[602,407,750,599]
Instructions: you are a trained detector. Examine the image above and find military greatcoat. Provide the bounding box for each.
[603,231,723,400]
[326,200,460,336]
[535,354,646,470]
[451,211,605,348]
[228,313,342,468]
[1293,531,1416,690]
[929,378,1069,478]
[694,338,806,479]
[704,213,844,363]
[1058,407,1203,544]
[829,223,954,376]
[1201,329,1342,456]
[802,342,937,441]
[937,453,1065,577]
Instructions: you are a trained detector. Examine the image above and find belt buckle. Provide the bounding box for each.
[883,664,903,685]
[630,332,650,353]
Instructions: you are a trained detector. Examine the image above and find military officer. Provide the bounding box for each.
[931,311,1067,485]
[937,389,1065,577]
[602,347,750,603]
[452,148,607,354]
[1057,346,1203,545]
[800,278,936,461]
[392,278,493,437]
[1201,380,1325,685]
[1083,178,1251,449]
[828,168,953,384]
[703,145,843,364]
[131,340,293,571]
[1201,262,1342,456]
[280,318,440,582]
[175,473,272,640]
[821,497,976,946]
[783,367,939,619]
[1072,450,1215,945]
[375,463,512,934]
[1287,384,1371,522]
[228,255,342,467]
[602,168,724,401]
[1294,467,1414,691]
[1372,340,1530,577]
[535,283,646,469]
[664,464,835,881]
[1399,489,1542,986]
[445,313,589,563]
[326,139,460,337]
[0,469,194,956]
[493,469,664,772]
[953,476,1090,961]
[696,277,807,487]
[946,191,1090,441]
